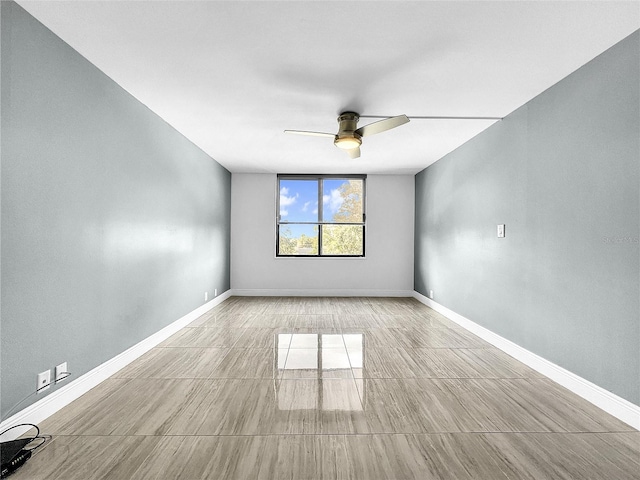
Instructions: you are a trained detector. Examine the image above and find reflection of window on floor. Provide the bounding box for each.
[275,333,364,411]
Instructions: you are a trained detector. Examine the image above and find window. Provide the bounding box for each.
[277,174,366,257]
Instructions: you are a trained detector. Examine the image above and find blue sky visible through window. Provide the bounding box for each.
[279,179,352,236]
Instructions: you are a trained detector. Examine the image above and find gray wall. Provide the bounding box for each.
[415,30,639,405]
[231,174,414,294]
[1,2,231,419]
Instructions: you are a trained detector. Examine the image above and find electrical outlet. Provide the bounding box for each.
[37,370,51,393]
[214,289,217,297]
[205,291,208,302]
[55,362,68,383]
[429,290,434,299]
[497,224,505,238]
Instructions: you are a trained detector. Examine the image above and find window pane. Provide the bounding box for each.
[278,224,318,255]
[279,179,318,222]
[322,179,363,223]
[321,225,363,255]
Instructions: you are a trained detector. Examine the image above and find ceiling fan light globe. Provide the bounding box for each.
[334,136,362,150]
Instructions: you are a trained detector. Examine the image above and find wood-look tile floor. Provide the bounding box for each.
[16,297,639,479]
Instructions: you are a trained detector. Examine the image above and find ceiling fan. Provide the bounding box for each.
[284,112,410,159]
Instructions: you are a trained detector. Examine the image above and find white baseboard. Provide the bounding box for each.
[231,288,414,297]
[412,291,640,430]
[0,290,232,441]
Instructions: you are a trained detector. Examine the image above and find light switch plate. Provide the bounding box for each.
[497,224,505,238]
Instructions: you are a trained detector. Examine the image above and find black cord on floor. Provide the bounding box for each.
[0,423,51,454]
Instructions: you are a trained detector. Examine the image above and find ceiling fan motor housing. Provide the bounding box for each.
[334,112,362,149]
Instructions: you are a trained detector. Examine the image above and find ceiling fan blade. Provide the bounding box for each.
[284,130,335,138]
[355,114,410,137]
[347,147,361,159]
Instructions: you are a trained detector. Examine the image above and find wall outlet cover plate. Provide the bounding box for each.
[37,370,51,392]
[55,362,68,383]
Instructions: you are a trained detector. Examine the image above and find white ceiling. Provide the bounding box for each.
[17,1,640,175]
